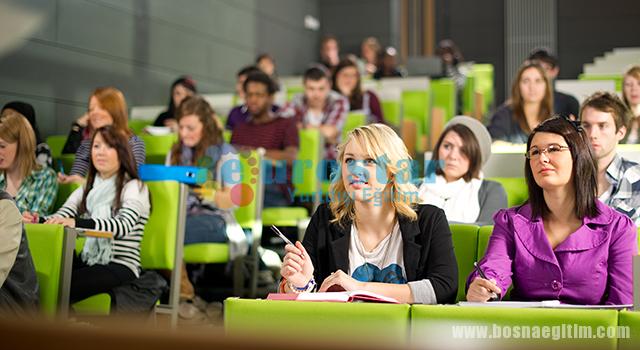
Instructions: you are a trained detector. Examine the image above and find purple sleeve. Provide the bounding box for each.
[604,216,638,305]
[466,208,515,297]
[367,91,384,124]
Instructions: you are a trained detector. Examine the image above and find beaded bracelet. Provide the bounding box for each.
[287,277,316,294]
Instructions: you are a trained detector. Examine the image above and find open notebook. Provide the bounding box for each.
[267,290,400,304]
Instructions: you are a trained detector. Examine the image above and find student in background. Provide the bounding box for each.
[58,87,145,184]
[42,125,151,303]
[359,37,381,78]
[528,48,579,118]
[42,126,150,304]
[333,58,384,124]
[231,71,299,207]
[320,35,340,74]
[233,65,261,104]
[487,61,553,144]
[1,101,52,168]
[580,91,640,225]
[0,112,57,216]
[167,95,244,317]
[419,116,506,225]
[279,124,458,304]
[436,39,466,115]
[256,53,281,91]
[373,47,404,80]
[622,66,640,143]
[153,76,197,131]
[226,65,279,131]
[0,190,38,314]
[467,116,637,305]
[280,66,348,161]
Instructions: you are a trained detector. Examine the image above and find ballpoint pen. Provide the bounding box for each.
[474,262,501,301]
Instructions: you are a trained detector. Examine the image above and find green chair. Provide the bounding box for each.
[431,78,457,123]
[225,298,410,346]
[618,310,640,350]
[129,119,153,135]
[262,129,324,236]
[46,135,68,159]
[402,89,431,153]
[140,134,178,164]
[579,74,623,92]
[341,112,367,141]
[449,224,479,302]
[286,86,304,101]
[487,177,528,207]
[24,224,75,317]
[72,181,189,326]
[183,149,266,298]
[56,154,76,175]
[381,100,402,128]
[411,305,619,349]
[53,183,82,212]
[462,74,476,115]
[223,130,231,143]
[471,64,495,115]
[476,225,493,261]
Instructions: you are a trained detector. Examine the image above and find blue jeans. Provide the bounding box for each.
[184,212,227,245]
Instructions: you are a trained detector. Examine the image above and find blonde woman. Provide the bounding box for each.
[279,124,458,304]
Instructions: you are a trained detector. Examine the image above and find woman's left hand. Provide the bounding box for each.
[45,217,76,228]
[318,270,365,292]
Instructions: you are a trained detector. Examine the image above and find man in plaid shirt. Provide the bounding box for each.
[279,66,348,160]
[580,92,640,225]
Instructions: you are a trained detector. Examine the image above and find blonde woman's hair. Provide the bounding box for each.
[329,123,419,225]
[0,110,39,179]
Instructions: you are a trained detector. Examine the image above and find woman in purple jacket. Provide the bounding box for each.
[467,116,637,305]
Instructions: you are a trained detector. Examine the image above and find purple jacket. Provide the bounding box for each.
[467,201,637,305]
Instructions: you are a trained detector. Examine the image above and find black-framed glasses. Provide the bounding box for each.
[525,144,570,159]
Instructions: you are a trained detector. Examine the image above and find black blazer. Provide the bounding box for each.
[302,204,458,304]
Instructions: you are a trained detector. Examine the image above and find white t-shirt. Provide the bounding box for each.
[348,222,407,284]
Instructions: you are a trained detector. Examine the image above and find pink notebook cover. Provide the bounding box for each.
[267,291,400,304]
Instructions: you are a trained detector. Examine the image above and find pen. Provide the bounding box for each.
[270,225,293,246]
[474,262,501,301]
[58,159,65,175]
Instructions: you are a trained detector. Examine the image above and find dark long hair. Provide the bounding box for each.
[333,58,364,109]
[170,96,223,166]
[165,76,197,121]
[524,116,599,219]
[78,126,140,216]
[429,124,482,182]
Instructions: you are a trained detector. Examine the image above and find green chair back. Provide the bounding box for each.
[487,177,528,207]
[449,224,480,302]
[46,135,68,159]
[471,64,495,115]
[618,311,640,350]
[223,130,231,143]
[401,89,431,152]
[24,224,65,316]
[462,74,476,115]
[477,225,494,261]
[431,78,457,122]
[381,100,402,127]
[292,129,322,196]
[225,298,410,346]
[578,74,623,92]
[411,305,619,349]
[233,149,264,230]
[140,134,178,164]
[342,112,367,141]
[53,183,82,212]
[129,119,153,135]
[139,181,181,269]
[286,86,304,101]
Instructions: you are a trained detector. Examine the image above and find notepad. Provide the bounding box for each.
[458,300,632,309]
[267,290,400,304]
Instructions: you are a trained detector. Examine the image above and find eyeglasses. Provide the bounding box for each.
[525,144,570,160]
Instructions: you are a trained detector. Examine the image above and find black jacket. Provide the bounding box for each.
[0,192,39,314]
[302,204,458,304]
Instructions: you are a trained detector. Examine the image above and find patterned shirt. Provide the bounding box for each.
[600,154,640,226]
[0,167,58,215]
[279,90,349,159]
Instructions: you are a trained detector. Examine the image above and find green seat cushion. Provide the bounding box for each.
[183,243,229,264]
[262,207,309,227]
[72,293,111,315]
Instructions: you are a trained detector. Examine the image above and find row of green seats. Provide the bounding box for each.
[579,74,623,92]
[225,298,638,349]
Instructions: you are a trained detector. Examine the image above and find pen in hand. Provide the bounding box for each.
[270,225,293,246]
[474,262,501,301]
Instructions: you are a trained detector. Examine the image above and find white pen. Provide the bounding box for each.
[270,225,294,246]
